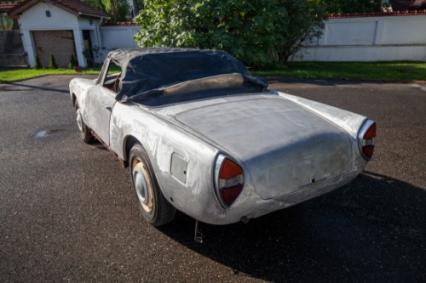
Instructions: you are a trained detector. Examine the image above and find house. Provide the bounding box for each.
[9,0,108,68]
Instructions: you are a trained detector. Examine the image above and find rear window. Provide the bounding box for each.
[120,51,248,98]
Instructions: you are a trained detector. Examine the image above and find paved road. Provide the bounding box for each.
[0,76,425,282]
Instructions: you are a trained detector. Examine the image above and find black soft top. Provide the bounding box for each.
[107,48,250,101]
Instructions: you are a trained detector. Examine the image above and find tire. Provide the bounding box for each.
[129,143,176,226]
[76,107,95,144]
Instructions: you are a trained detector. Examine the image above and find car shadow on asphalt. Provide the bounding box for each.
[0,81,69,93]
[159,172,426,282]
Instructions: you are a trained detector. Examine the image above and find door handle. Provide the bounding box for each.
[106,106,112,112]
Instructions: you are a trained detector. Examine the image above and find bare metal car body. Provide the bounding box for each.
[69,48,375,225]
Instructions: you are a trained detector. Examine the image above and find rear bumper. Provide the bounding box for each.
[197,170,361,225]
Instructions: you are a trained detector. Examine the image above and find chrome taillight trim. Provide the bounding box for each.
[213,154,244,208]
[357,119,376,160]
[214,154,228,208]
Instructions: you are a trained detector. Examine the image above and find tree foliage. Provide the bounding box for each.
[0,15,15,31]
[321,0,383,14]
[135,0,325,67]
[279,0,325,63]
[82,0,130,21]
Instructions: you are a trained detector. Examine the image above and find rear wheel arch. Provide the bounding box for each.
[128,141,176,226]
[123,135,140,166]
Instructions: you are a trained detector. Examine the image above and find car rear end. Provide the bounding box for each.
[208,120,376,225]
[170,93,376,225]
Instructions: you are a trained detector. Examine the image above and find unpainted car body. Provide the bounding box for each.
[69,48,376,225]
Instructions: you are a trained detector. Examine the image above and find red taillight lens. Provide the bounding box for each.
[216,157,244,207]
[362,145,375,159]
[220,185,243,206]
[359,120,376,160]
[220,159,243,179]
[364,123,376,140]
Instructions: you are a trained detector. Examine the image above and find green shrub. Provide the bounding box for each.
[135,0,288,67]
[69,54,78,69]
[82,0,130,21]
[278,0,326,63]
[35,55,42,69]
[134,0,325,67]
[48,55,58,69]
[321,0,382,14]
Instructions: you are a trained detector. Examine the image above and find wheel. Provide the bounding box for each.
[76,107,95,144]
[129,143,176,226]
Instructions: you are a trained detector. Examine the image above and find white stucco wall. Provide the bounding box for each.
[97,16,426,63]
[100,25,139,49]
[17,2,102,67]
[94,25,139,62]
[295,15,426,61]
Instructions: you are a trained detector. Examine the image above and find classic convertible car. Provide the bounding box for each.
[69,48,376,228]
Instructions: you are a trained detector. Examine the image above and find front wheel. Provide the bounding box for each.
[129,143,176,226]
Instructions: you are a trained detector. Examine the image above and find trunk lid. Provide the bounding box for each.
[173,95,354,199]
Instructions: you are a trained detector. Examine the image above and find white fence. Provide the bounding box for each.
[295,14,426,61]
[98,14,426,62]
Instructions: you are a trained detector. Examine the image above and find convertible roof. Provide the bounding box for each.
[106,48,249,100]
[107,48,201,66]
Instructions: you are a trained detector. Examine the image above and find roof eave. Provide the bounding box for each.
[9,0,108,19]
[8,0,78,18]
[77,12,109,19]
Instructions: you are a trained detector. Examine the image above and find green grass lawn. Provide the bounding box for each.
[1,62,425,83]
[0,68,100,82]
[253,62,426,81]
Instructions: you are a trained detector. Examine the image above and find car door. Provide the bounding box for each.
[85,59,120,146]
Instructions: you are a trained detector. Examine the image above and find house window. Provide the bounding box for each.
[45,10,51,17]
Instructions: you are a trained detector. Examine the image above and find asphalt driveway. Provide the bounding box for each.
[0,76,425,282]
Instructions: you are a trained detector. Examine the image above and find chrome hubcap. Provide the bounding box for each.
[132,160,153,213]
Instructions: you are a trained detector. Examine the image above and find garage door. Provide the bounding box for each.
[32,30,76,68]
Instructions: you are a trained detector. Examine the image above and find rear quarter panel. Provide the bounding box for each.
[110,103,226,221]
[278,91,368,171]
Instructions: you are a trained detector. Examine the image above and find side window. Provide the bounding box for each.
[102,61,122,93]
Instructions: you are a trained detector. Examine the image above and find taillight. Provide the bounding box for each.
[358,120,376,160]
[215,155,244,207]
